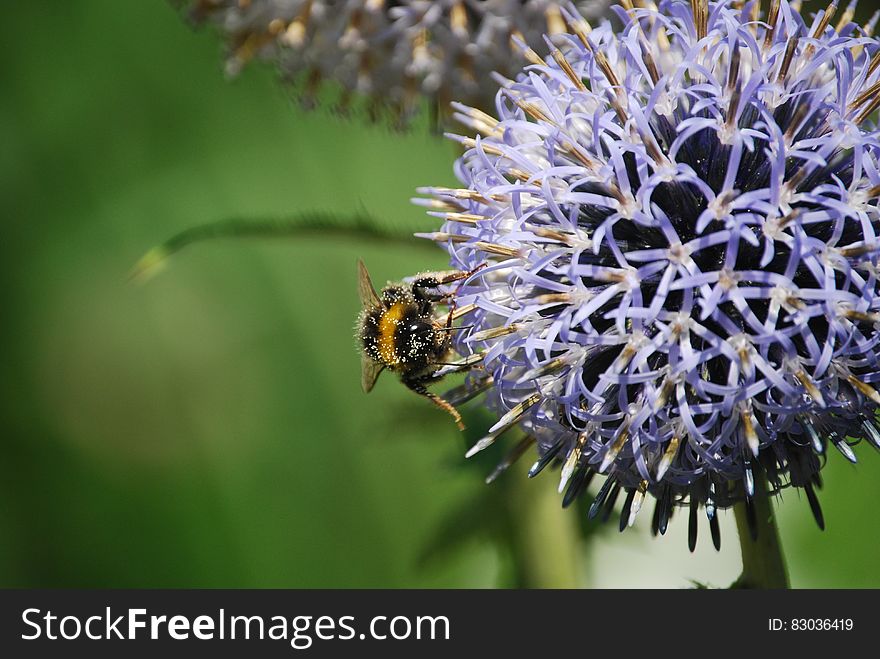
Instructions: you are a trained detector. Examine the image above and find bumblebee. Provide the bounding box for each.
[356,259,480,429]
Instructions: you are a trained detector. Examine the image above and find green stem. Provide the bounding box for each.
[130,213,434,282]
[505,460,584,588]
[731,474,789,589]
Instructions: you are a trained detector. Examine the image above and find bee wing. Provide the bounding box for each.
[357,259,382,309]
[361,353,385,393]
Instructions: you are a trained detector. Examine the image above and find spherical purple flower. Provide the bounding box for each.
[184,0,608,125]
[418,0,880,546]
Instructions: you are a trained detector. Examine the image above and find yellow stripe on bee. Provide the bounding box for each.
[378,303,407,365]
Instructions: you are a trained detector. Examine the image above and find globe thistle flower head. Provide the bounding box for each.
[185,0,608,126]
[418,0,880,546]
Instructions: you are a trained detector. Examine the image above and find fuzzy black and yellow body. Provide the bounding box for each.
[356,259,476,429]
[360,289,447,376]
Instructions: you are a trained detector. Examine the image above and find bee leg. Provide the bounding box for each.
[412,263,487,303]
[444,296,457,331]
[412,279,454,303]
[406,379,465,431]
[434,353,484,374]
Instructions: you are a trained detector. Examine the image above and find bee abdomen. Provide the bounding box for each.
[361,301,445,371]
[377,303,409,366]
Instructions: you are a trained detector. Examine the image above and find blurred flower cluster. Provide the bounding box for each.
[418,0,880,545]
[183,0,607,125]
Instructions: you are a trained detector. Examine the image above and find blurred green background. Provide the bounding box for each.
[1,0,877,588]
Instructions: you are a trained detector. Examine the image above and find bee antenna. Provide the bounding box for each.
[436,325,474,332]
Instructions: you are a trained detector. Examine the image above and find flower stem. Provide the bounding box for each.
[505,460,584,588]
[731,474,789,589]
